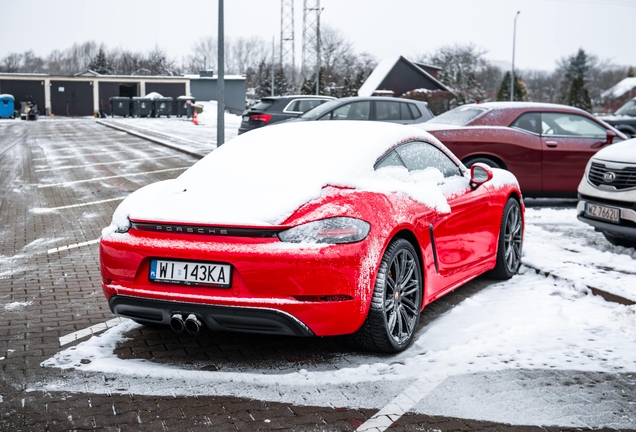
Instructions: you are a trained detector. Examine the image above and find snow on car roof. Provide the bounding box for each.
[105,121,464,231]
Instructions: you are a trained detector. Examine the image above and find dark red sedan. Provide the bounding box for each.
[418,102,628,197]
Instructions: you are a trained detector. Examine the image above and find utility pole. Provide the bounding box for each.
[271,37,275,97]
[280,0,295,86]
[217,0,225,146]
[315,4,321,95]
[510,11,520,102]
[302,0,321,88]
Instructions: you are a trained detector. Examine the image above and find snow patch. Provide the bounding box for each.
[4,301,33,311]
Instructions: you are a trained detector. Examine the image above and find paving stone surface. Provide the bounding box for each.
[0,119,635,431]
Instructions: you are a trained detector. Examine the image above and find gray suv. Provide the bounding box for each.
[292,97,434,124]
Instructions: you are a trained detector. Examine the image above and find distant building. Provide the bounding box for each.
[0,71,246,117]
[601,77,636,113]
[358,56,453,98]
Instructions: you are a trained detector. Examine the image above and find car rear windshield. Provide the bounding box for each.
[251,99,276,111]
[429,106,488,126]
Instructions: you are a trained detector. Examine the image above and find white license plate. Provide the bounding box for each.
[242,115,250,122]
[585,203,620,223]
[149,259,232,287]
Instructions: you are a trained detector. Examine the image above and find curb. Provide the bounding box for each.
[523,264,635,306]
[96,120,204,160]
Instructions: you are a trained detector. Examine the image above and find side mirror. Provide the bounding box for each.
[606,130,615,145]
[470,163,494,188]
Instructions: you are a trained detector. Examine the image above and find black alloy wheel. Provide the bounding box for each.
[490,198,523,279]
[353,238,422,353]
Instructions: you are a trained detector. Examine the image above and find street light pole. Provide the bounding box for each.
[217,0,225,146]
[510,10,520,102]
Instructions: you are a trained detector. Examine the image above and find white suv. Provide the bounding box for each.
[577,138,636,247]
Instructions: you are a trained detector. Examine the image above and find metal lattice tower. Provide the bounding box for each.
[302,0,320,83]
[280,0,295,74]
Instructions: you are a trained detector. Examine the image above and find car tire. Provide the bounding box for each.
[602,232,636,248]
[352,238,422,353]
[489,198,523,279]
[464,157,502,169]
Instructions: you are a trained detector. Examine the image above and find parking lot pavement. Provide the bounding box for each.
[1,119,635,431]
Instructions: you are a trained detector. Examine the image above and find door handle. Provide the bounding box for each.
[545,141,558,148]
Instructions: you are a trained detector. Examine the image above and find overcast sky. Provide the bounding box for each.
[3,0,636,72]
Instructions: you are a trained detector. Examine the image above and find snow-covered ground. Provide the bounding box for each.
[38,205,636,428]
[102,100,242,152]
[17,114,635,428]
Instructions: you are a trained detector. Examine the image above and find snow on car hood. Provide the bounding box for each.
[591,137,636,164]
[103,122,460,235]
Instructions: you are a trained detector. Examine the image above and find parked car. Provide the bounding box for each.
[292,96,434,124]
[577,137,636,248]
[418,102,628,197]
[597,97,636,137]
[238,95,334,134]
[100,121,524,353]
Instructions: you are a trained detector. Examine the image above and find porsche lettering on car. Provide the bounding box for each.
[100,121,524,353]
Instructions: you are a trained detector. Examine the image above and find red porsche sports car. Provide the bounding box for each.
[418,102,628,197]
[100,121,524,353]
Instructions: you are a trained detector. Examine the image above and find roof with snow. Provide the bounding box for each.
[601,77,636,99]
[358,56,454,98]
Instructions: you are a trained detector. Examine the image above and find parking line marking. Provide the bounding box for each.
[356,375,445,432]
[35,156,175,172]
[47,239,100,254]
[38,167,187,188]
[31,197,126,213]
[33,151,126,162]
[59,317,129,346]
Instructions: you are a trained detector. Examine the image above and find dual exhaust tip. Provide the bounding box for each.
[170,313,203,335]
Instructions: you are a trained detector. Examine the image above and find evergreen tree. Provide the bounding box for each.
[497,71,527,101]
[273,67,290,96]
[565,49,590,81]
[255,61,273,99]
[341,73,357,97]
[300,68,325,95]
[628,66,635,78]
[88,48,111,74]
[568,74,592,112]
[557,48,592,105]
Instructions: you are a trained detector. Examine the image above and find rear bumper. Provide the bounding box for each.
[100,231,377,336]
[109,295,314,336]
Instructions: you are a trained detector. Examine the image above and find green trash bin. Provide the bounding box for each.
[153,97,173,118]
[132,97,153,118]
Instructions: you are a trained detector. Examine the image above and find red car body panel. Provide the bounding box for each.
[100,184,522,337]
[424,103,626,197]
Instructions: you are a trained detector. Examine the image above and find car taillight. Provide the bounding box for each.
[250,114,272,123]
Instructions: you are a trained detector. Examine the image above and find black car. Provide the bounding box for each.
[239,95,334,134]
[291,96,434,124]
[597,97,636,137]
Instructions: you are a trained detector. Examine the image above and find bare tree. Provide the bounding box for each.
[1,53,22,72]
[418,43,491,104]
